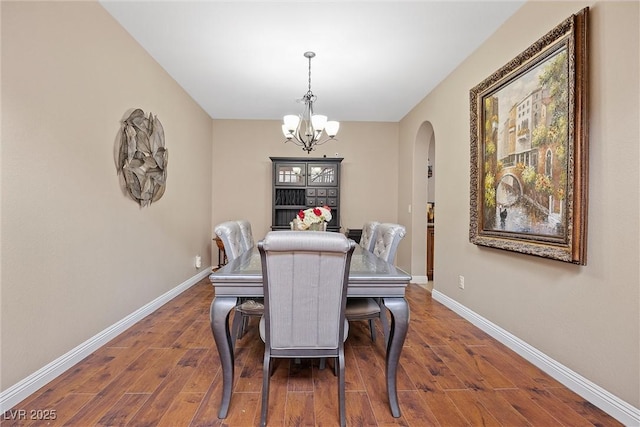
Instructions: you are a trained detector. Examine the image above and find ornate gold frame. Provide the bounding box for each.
[469,8,589,264]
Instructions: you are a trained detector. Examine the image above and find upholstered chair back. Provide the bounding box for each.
[359,221,380,252]
[236,219,255,251]
[214,221,245,261]
[258,231,355,350]
[258,231,355,427]
[371,223,406,263]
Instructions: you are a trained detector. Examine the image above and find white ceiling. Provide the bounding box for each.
[100,1,524,122]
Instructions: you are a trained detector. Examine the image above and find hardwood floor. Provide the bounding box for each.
[2,278,622,426]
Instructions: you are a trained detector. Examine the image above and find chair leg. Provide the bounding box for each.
[240,314,249,337]
[337,351,346,427]
[260,352,271,427]
[318,358,338,374]
[230,309,243,349]
[367,319,377,342]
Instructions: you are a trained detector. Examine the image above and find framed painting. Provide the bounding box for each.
[469,8,589,264]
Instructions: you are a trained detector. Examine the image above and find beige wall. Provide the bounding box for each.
[2,0,638,416]
[211,119,400,266]
[1,1,213,390]
[399,0,639,408]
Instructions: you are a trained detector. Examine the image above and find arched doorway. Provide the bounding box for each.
[411,121,435,287]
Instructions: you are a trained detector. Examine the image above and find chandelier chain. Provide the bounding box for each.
[308,54,312,95]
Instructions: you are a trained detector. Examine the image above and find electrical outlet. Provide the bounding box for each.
[458,275,465,289]
[195,255,202,269]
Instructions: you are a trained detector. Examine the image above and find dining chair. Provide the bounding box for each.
[359,221,379,252]
[234,219,262,335]
[346,222,406,345]
[236,219,255,251]
[214,221,245,261]
[371,222,407,263]
[346,221,380,342]
[214,220,263,347]
[258,231,355,427]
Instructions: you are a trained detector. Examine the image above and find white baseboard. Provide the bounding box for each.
[411,275,428,285]
[0,268,213,413]
[432,289,640,426]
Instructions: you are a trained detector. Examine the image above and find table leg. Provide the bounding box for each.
[209,296,237,419]
[382,297,410,418]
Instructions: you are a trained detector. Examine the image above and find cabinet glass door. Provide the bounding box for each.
[275,163,305,185]
[308,163,338,186]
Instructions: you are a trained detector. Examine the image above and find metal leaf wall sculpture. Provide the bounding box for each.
[117,109,168,207]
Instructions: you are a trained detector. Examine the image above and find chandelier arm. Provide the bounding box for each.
[312,136,337,146]
[284,136,315,153]
[287,126,336,148]
[287,134,311,148]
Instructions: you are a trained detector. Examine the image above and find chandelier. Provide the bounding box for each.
[282,51,339,153]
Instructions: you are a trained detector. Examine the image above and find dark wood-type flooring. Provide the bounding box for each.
[2,278,622,426]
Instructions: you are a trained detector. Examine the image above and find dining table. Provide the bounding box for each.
[208,243,412,419]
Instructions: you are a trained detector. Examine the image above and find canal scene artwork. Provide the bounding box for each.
[469,8,589,264]
[482,48,568,237]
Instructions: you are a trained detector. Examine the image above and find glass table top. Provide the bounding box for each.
[210,245,411,284]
